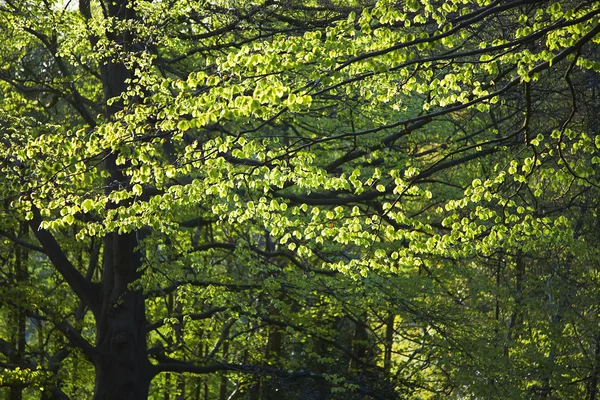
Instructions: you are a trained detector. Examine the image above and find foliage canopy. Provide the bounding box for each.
[1,0,600,399]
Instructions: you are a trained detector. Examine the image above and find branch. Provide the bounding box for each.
[48,348,70,373]
[279,142,503,206]
[54,318,96,361]
[28,206,101,316]
[193,242,236,252]
[0,338,19,360]
[177,217,216,228]
[207,318,235,358]
[334,0,539,72]
[413,145,500,182]
[152,360,394,399]
[17,26,97,127]
[258,315,380,370]
[24,306,96,361]
[153,359,235,375]
[145,280,260,298]
[279,31,600,207]
[323,118,432,172]
[46,388,72,400]
[146,307,227,332]
[0,229,44,252]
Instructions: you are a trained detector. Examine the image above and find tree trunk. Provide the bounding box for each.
[505,252,524,358]
[384,313,394,374]
[175,373,186,400]
[93,234,152,399]
[587,331,600,400]
[92,2,153,393]
[219,340,230,400]
[350,315,368,373]
[9,222,28,400]
[164,373,172,400]
[93,228,152,400]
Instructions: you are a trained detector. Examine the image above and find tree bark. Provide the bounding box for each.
[384,313,394,374]
[350,315,368,373]
[219,341,230,400]
[93,231,152,400]
[9,222,28,400]
[91,1,153,395]
[587,330,600,400]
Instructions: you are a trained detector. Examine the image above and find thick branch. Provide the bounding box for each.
[207,318,235,358]
[323,118,432,173]
[54,319,96,361]
[28,206,101,316]
[152,360,393,399]
[178,217,216,228]
[146,307,227,332]
[0,338,19,360]
[335,0,542,72]
[0,229,44,252]
[145,280,260,298]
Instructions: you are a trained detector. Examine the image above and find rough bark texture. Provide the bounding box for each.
[91,3,153,395]
[93,232,151,400]
[93,292,151,399]
[9,223,28,400]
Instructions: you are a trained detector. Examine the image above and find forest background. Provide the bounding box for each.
[1,0,600,399]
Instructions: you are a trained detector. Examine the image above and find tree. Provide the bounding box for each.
[1,0,600,398]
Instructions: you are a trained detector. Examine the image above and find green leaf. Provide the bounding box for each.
[81,199,94,213]
[132,184,143,196]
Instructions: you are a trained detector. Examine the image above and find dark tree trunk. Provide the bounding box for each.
[91,2,153,394]
[26,32,154,394]
[175,374,186,400]
[350,316,368,373]
[587,331,600,400]
[384,313,394,374]
[93,232,152,400]
[219,341,230,400]
[505,252,524,358]
[10,222,29,400]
